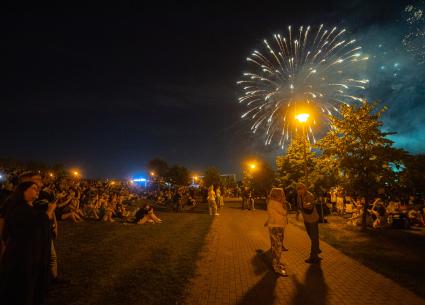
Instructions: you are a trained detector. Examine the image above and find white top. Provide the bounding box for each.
[208,189,216,201]
[266,199,288,227]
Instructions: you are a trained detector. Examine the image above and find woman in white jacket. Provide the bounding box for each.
[264,187,289,277]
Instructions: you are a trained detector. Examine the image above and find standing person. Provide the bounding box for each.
[207,186,218,216]
[264,188,288,277]
[216,187,224,213]
[241,187,250,210]
[248,189,255,211]
[296,182,321,264]
[336,189,345,216]
[0,182,54,305]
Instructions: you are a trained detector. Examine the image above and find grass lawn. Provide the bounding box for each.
[289,214,425,298]
[46,207,212,305]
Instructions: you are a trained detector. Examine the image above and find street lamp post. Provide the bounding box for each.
[295,113,310,186]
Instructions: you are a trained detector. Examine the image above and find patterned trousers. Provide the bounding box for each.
[208,199,217,215]
[269,227,285,271]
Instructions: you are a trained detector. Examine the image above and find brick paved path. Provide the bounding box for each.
[183,200,425,305]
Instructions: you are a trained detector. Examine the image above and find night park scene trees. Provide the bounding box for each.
[1,1,425,305]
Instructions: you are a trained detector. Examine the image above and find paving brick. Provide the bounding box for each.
[182,200,425,305]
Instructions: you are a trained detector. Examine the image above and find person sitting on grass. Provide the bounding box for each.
[369,197,387,229]
[85,194,100,220]
[114,201,130,221]
[102,199,116,222]
[134,204,162,224]
[55,190,83,223]
[346,206,363,226]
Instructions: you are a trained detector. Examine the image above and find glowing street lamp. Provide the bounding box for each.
[71,170,81,179]
[295,112,310,185]
[248,161,258,171]
[295,113,310,123]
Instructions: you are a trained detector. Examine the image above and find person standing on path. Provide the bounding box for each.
[296,182,322,264]
[264,188,288,277]
[215,187,224,214]
[207,186,218,216]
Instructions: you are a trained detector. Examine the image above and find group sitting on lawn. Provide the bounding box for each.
[327,188,425,229]
[0,166,171,305]
[0,166,165,226]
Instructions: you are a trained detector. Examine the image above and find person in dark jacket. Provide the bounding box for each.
[0,181,54,305]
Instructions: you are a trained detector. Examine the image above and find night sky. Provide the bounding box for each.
[2,1,423,178]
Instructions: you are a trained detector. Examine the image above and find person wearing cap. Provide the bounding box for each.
[296,182,321,264]
[264,187,288,276]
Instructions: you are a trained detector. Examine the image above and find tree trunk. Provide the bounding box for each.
[361,199,368,230]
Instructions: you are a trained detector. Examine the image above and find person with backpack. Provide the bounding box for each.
[296,182,322,264]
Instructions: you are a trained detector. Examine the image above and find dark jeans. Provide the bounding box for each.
[304,221,320,258]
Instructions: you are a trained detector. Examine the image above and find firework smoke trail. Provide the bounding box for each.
[237,25,368,149]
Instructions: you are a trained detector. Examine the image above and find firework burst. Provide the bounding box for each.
[237,25,369,148]
[403,2,425,64]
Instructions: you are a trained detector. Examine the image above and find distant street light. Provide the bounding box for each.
[295,113,310,185]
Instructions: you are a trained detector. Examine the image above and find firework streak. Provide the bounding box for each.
[237,25,369,148]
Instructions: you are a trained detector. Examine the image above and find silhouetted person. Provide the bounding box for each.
[296,182,321,264]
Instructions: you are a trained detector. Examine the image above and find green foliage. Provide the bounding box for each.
[147,158,169,178]
[249,161,275,197]
[275,131,316,199]
[399,154,425,196]
[166,165,190,186]
[316,102,407,201]
[310,153,340,194]
[203,167,221,188]
[219,175,237,189]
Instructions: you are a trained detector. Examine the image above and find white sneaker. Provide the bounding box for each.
[215,213,220,216]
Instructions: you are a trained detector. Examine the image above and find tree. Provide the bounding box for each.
[52,163,68,178]
[275,132,317,205]
[399,154,425,197]
[166,165,190,186]
[219,175,237,190]
[203,167,221,188]
[316,101,407,229]
[147,158,169,179]
[311,153,340,195]
[251,161,275,197]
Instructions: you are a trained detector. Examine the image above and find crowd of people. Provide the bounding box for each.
[0,166,168,305]
[0,164,424,302]
[324,187,425,229]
